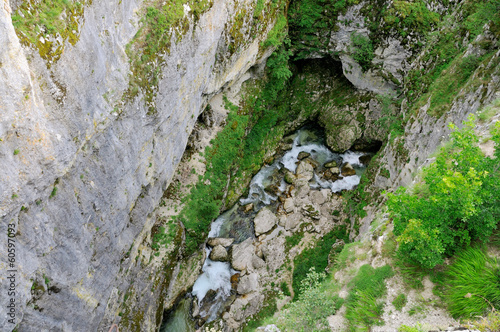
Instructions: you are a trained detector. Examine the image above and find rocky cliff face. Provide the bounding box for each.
[0,0,278,330]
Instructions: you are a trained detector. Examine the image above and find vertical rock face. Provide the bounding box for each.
[0,0,277,330]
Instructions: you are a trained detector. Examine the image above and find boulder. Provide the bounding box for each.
[231,238,254,271]
[304,157,319,169]
[230,273,240,290]
[241,203,254,213]
[264,184,280,196]
[359,154,373,165]
[285,213,303,231]
[253,208,277,236]
[302,204,321,220]
[284,170,296,184]
[297,151,310,160]
[251,255,266,269]
[207,237,234,247]
[310,190,326,206]
[341,163,356,176]
[209,245,229,262]
[283,198,294,213]
[237,273,259,294]
[324,160,338,168]
[296,161,314,182]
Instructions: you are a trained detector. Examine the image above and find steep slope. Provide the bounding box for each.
[0,0,281,330]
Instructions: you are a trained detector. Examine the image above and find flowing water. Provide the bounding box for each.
[161,127,370,331]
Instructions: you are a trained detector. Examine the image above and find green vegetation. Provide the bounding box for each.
[477,98,500,122]
[288,0,358,59]
[280,281,291,297]
[444,247,500,318]
[350,33,374,72]
[50,187,57,198]
[176,4,292,255]
[384,0,440,36]
[345,264,394,331]
[125,0,212,113]
[13,149,20,155]
[398,324,426,332]
[388,116,500,269]
[12,0,88,65]
[274,268,343,331]
[392,293,407,311]
[292,225,349,297]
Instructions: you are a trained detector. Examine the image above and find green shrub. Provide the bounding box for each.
[345,264,394,331]
[292,225,349,297]
[387,116,500,269]
[392,293,407,311]
[350,33,374,71]
[444,247,500,318]
[280,281,291,297]
[275,268,343,331]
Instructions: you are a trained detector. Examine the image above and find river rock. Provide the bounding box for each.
[324,160,338,168]
[264,184,280,196]
[284,170,296,184]
[207,237,234,248]
[209,245,229,262]
[297,151,310,160]
[230,273,240,290]
[253,208,277,236]
[283,198,294,213]
[237,273,259,294]
[296,160,314,182]
[341,163,356,176]
[285,212,303,231]
[304,157,320,169]
[359,154,373,165]
[302,204,321,220]
[310,190,327,206]
[241,203,254,213]
[231,238,255,271]
[228,292,263,322]
[252,255,266,269]
[281,143,293,151]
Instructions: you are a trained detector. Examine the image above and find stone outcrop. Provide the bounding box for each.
[0,0,280,329]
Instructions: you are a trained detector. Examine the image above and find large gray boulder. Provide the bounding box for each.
[209,245,229,262]
[231,238,255,271]
[253,208,277,236]
[237,273,259,295]
[207,237,234,248]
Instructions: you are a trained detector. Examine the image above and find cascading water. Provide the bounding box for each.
[161,127,372,331]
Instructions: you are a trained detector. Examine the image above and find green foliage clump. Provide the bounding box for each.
[444,247,500,318]
[179,99,249,255]
[275,268,343,331]
[125,0,212,113]
[292,225,349,297]
[388,116,500,269]
[463,0,500,41]
[426,55,482,117]
[350,33,374,72]
[345,264,394,331]
[384,0,440,36]
[280,281,291,297]
[398,324,426,332]
[12,0,87,64]
[392,293,407,311]
[288,0,358,59]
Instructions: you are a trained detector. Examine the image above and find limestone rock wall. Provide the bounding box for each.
[0,0,278,330]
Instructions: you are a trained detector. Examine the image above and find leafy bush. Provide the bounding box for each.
[275,268,343,331]
[292,225,349,297]
[345,264,394,331]
[350,33,374,71]
[444,247,500,318]
[387,116,500,269]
